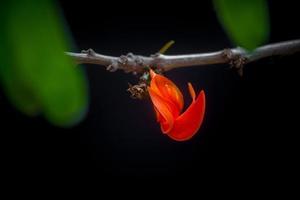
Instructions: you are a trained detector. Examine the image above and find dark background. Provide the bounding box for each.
[1,0,299,183]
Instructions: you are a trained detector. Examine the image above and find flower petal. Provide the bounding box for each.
[154,107,163,122]
[167,90,206,141]
[188,82,196,102]
[150,70,184,113]
[149,69,157,79]
[148,87,174,133]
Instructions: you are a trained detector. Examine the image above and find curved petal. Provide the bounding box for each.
[150,87,180,120]
[154,106,173,134]
[149,69,157,79]
[148,87,175,133]
[154,107,163,122]
[150,70,184,113]
[188,82,196,102]
[167,90,206,141]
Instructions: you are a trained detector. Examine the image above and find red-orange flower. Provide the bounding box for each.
[148,69,205,141]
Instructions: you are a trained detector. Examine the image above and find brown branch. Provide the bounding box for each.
[66,39,300,75]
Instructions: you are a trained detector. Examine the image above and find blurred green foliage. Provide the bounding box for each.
[214,0,270,50]
[0,1,88,127]
[0,0,272,126]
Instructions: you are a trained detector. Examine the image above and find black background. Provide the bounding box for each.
[1,0,299,185]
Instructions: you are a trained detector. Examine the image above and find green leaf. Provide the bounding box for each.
[0,36,41,116]
[213,0,270,50]
[0,1,88,127]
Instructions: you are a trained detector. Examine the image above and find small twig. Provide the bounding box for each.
[66,39,300,75]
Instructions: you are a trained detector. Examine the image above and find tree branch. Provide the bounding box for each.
[66,39,300,75]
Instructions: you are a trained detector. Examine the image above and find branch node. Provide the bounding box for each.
[81,48,95,56]
[223,48,247,76]
[150,53,164,71]
[126,52,134,58]
[222,48,234,60]
[135,56,144,66]
[119,55,128,65]
[118,53,145,73]
[106,61,118,72]
[151,53,161,58]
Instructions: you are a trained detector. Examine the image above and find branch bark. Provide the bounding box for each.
[66,39,300,75]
